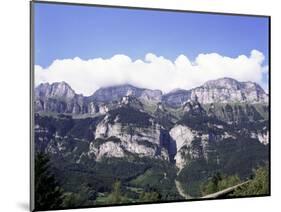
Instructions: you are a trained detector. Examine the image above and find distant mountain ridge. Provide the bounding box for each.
[35,81,76,99]
[35,77,268,114]
[91,84,162,102]
[162,77,268,107]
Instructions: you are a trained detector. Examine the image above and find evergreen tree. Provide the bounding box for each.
[232,166,269,196]
[201,172,222,195]
[200,173,241,196]
[35,152,64,210]
[139,191,160,202]
[104,181,123,204]
[111,181,122,203]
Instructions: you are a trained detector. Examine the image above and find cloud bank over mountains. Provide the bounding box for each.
[35,50,268,96]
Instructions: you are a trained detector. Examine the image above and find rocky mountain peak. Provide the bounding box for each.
[92,84,162,103]
[35,81,76,99]
[202,77,241,89]
[202,78,267,94]
[162,77,268,107]
[191,77,268,104]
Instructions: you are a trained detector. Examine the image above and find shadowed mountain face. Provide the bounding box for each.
[34,77,269,202]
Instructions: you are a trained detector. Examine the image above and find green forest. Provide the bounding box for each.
[35,152,269,210]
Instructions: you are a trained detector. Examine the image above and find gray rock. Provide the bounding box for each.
[91,84,162,103]
[163,77,268,107]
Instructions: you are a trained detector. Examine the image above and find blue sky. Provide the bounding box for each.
[34,2,269,66]
[34,2,269,94]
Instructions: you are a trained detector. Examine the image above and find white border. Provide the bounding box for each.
[1,0,280,211]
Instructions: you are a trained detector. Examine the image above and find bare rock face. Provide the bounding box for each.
[91,112,170,161]
[169,125,195,152]
[35,82,89,114]
[258,132,269,145]
[250,131,269,145]
[95,121,161,145]
[88,141,125,161]
[169,122,239,170]
[88,139,169,161]
[190,78,268,104]
[91,84,162,103]
[169,125,195,169]
[35,81,76,99]
[163,77,268,107]
[169,125,207,169]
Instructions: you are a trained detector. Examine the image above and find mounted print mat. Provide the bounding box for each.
[30,1,270,211]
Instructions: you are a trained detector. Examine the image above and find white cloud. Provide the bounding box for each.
[35,50,268,96]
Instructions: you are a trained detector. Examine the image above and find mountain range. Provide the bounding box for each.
[34,77,269,202]
[35,77,268,114]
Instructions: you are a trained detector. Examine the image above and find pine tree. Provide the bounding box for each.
[232,166,269,196]
[35,152,64,210]
[139,191,160,202]
[109,181,122,204]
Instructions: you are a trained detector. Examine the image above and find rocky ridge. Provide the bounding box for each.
[35,77,268,115]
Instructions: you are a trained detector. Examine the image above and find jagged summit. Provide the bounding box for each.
[35,81,76,99]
